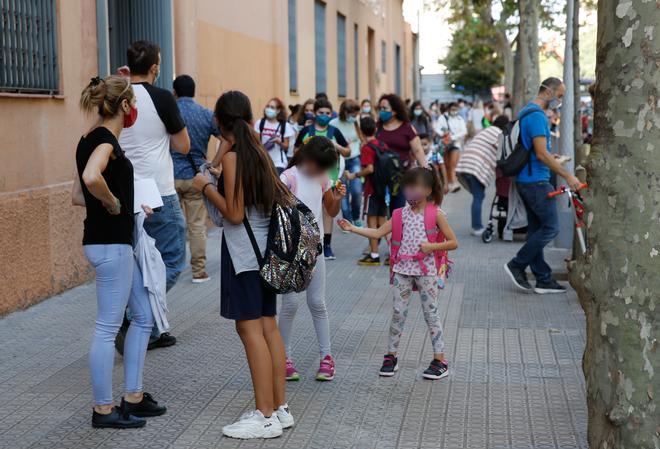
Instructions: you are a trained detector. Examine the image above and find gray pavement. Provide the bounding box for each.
[0,189,587,449]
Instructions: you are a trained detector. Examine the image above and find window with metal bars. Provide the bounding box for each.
[0,0,59,94]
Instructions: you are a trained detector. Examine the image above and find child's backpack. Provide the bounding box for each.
[368,140,403,198]
[243,195,322,294]
[496,107,545,177]
[389,203,452,289]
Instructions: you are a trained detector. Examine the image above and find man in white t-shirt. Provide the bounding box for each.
[254,98,296,173]
[117,40,190,351]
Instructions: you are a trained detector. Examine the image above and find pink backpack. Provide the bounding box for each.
[390,203,451,288]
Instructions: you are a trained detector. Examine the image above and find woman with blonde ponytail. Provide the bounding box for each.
[72,75,166,429]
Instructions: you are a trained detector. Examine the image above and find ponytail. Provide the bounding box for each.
[428,166,444,205]
[79,75,133,118]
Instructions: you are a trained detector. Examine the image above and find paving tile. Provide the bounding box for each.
[0,189,587,448]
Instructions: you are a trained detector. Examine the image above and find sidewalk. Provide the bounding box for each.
[0,189,587,449]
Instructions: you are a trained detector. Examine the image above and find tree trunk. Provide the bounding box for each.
[571,0,581,153]
[571,0,659,447]
[513,0,540,113]
[495,27,514,94]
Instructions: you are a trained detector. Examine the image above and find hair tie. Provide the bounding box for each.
[90,76,104,86]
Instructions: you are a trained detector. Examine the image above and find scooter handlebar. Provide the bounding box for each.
[547,183,588,198]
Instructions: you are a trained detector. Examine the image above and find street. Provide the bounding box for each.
[0,189,587,449]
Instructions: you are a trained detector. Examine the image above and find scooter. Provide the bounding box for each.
[548,183,588,254]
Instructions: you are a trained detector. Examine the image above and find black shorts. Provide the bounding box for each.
[220,237,276,321]
[366,194,388,217]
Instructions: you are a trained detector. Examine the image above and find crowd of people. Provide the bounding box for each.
[72,38,578,439]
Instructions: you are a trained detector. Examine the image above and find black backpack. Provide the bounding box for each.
[496,108,545,177]
[368,140,403,198]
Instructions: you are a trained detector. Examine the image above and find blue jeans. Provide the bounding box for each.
[460,173,486,230]
[341,156,363,222]
[510,182,559,283]
[141,194,186,338]
[84,244,154,405]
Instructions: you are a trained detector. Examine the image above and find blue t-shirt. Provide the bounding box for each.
[516,103,551,183]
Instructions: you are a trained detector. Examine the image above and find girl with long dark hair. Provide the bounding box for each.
[193,91,293,439]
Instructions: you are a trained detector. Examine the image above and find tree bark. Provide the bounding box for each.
[571,0,659,447]
[572,0,581,153]
[495,27,514,94]
[513,0,540,113]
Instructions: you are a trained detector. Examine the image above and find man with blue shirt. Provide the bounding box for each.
[504,77,582,294]
[172,75,220,284]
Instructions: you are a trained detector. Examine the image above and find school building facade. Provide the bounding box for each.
[0,0,418,314]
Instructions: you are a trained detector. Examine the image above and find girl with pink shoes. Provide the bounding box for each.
[279,136,346,381]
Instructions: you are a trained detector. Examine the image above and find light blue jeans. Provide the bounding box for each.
[140,194,186,339]
[85,244,154,405]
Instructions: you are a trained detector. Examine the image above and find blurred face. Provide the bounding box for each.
[403,180,432,206]
[378,99,392,113]
[362,101,371,113]
[304,103,315,115]
[414,106,423,117]
[300,160,325,178]
[265,100,279,119]
[449,106,459,116]
[316,107,332,117]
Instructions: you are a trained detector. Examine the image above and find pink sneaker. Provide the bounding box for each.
[315,355,335,381]
[285,358,300,381]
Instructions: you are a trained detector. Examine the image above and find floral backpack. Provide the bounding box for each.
[389,203,452,289]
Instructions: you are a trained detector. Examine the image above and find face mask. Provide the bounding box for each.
[379,110,393,122]
[123,106,138,128]
[315,114,331,127]
[305,112,315,121]
[414,109,423,117]
[346,115,357,124]
[548,98,562,110]
[450,111,458,117]
[265,107,277,119]
[403,188,426,207]
[362,106,371,114]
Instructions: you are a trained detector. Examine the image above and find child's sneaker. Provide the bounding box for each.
[324,245,336,260]
[275,404,294,429]
[285,359,300,381]
[357,254,380,266]
[379,354,398,377]
[222,410,283,439]
[422,359,449,380]
[354,220,364,227]
[315,355,335,381]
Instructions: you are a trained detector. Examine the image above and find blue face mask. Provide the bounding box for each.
[305,112,315,121]
[346,115,357,124]
[379,110,393,122]
[315,114,331,127]
[264,107,277,119]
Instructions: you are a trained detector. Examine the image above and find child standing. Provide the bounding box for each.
[280,137,346,381]
[295,98,351,260]
[344,116,388,266]
[338,168,458,379]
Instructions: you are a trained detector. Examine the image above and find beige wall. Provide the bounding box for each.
[0,0,415,315]
[0,0,98,315]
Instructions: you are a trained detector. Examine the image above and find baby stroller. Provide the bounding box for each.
[481,168,510,243]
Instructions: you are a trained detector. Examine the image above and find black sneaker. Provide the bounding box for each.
[147,332,177,350]
[422,359,449,380]
[120,392,167,418]
[92,407,146,429]
[357,254,381,266]
[534,279,568,294]
[379,354,398,377]
[504,262,532,291]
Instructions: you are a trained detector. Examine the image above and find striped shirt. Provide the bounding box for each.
[456,126,502,186]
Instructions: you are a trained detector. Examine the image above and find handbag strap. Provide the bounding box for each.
[242,216,265,267]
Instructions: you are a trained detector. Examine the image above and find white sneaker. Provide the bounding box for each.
[470,228,485,237]
[222,410,283,439]
[275,404,294,429]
